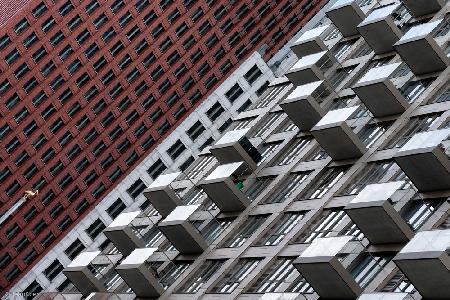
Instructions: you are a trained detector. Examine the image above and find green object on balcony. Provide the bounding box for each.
[236,181,244,190]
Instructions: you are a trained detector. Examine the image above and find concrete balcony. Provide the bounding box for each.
[352,63,409,117]
[158,205,207,254]
[394,230,450,299]
[358,293,413,300]
[210,129,261,171]
[291,25,330,57]
[285,51,336,86]
[143,172,183,218]
[394,20,450,75]
[357,4,403,54]
[280,81,328,131]
[311,106,367,160]
[63,251,105,297]
[115,248,164,298]
[400,0,444,18]
[103,211,144,257]
[293,236,362,299]
[345,181,413,244]
[326,0,365,37]
[199,162,250,212]
[394,129,450,192]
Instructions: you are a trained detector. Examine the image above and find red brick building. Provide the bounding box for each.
[0,0,327,294]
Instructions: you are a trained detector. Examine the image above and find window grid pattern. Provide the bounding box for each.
[247,257,296,293]
[210,258,262,293]
[221,215,268,248]
[254,212,305,246]
[295,210,355,244]
[262,173,310,204]
[300,167,347,200]
[350,254,392,288]
[340,161,395,196]
[176,260,226,293]
[271,138,311,166]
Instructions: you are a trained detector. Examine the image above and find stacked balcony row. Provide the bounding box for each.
[293,0,449,75]
[62,123,268,297]
[281,2,450,298]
